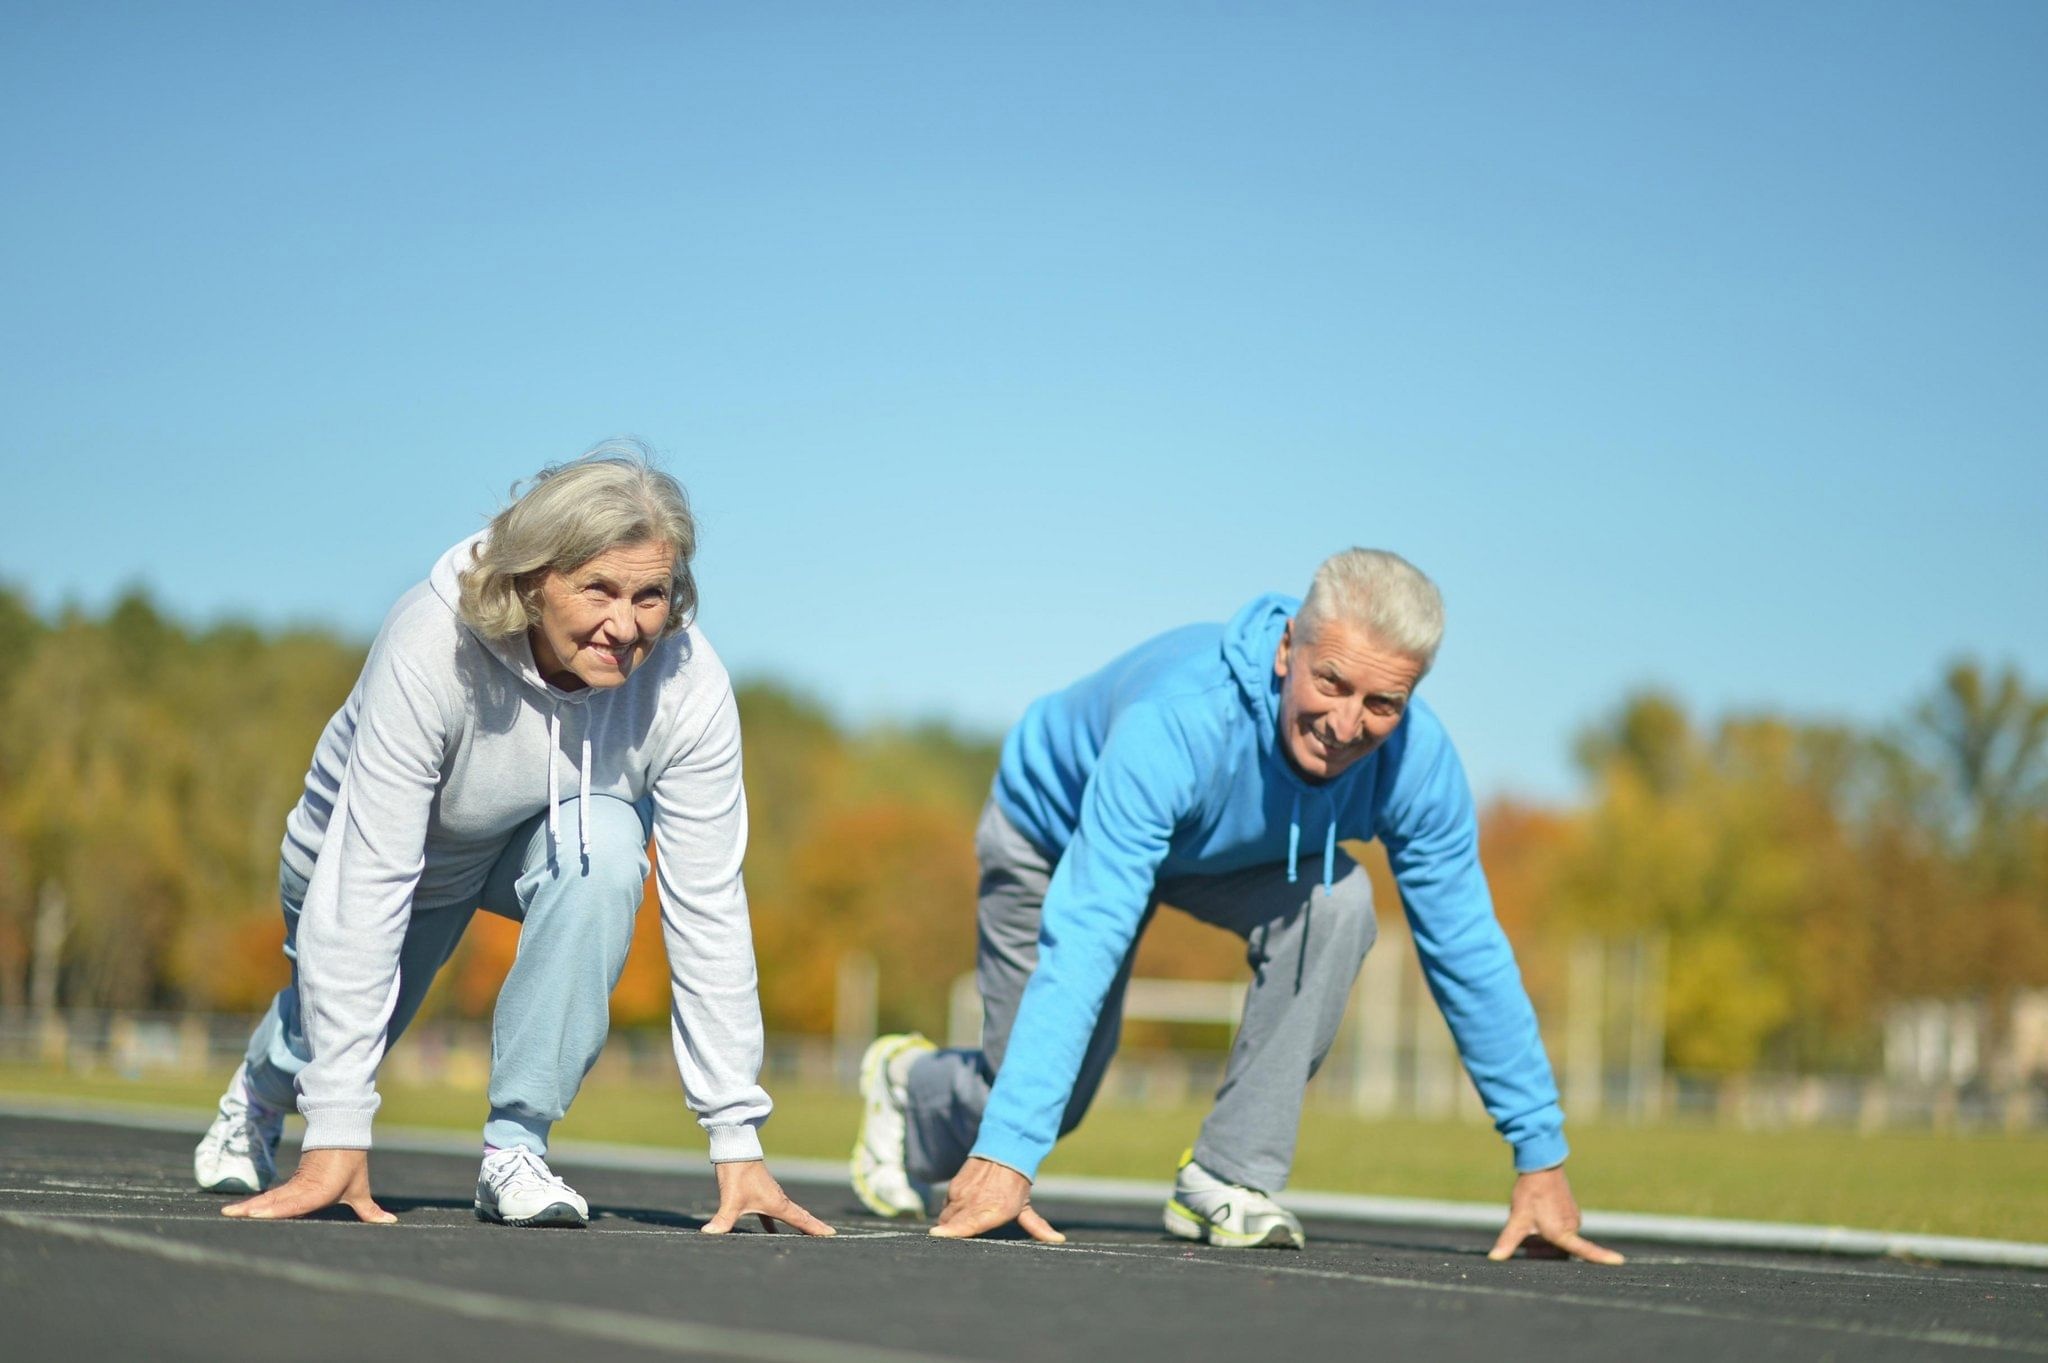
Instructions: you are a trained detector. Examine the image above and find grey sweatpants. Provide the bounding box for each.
[904,797,1377,1194]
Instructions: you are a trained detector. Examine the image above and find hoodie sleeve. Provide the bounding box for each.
[971,701,1199,1179]
[1377,715,1569,1172]
[650,676,771,1163]
[295,641,448,1150]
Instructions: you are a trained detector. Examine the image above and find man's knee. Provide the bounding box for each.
[1312,862,1378,966]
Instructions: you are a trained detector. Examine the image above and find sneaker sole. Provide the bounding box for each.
[850,1034,937,1220]
[196,1176,264,1196]
[474,1200,588,1229]
[1163,1198,1305,1250]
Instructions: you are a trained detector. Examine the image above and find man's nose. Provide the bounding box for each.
[1330,700,1368,744]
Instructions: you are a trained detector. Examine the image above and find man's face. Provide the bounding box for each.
[527,539,674,691]
[1273,616,1425,782]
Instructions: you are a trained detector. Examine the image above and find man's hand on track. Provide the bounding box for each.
[929,1156,1065,1243]
[1487,1166,1624,1265]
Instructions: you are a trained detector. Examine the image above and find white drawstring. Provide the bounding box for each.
[547,709,561,851]
[543,709,594,859]
[579,735,591,857]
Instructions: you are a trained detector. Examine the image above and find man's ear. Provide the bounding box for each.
[1274,620,1294,678]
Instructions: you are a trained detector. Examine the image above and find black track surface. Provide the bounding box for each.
[3,1114,2042,1362]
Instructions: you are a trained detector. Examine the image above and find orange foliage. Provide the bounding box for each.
[433,869,670,1025]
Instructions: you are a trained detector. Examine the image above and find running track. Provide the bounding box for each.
[2,1111,2042,1362]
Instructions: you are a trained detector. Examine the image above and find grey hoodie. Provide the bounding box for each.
[281,533,768,1160]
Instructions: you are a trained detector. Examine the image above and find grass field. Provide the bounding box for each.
[6,1062,2043,1243]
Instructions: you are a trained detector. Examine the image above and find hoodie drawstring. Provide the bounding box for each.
[1287,791,1302,884]
[545,709,593,859]
[579,735,592,857]
[547,710,561,851]
[1285,788,1336,892]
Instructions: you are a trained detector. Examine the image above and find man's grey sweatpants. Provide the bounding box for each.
[904,798,1378,1194]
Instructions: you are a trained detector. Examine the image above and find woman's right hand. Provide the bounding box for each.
[222,1147,396,1223]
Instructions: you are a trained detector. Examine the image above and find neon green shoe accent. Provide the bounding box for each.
[850,1032,938,1219]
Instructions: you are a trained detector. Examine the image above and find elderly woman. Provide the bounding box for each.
[193,445,829,1235]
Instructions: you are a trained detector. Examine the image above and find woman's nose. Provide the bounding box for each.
[606,598,637,638]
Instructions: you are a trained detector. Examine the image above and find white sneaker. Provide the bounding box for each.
[1163,1148,1305,1249]
[850,1032,937,1219]
[474,1146,590,1228]
[193,1064,286,1195]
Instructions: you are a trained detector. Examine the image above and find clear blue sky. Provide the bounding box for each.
[4,2,2043,802]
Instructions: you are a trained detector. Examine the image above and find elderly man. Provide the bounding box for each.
[852,548,1619,1263]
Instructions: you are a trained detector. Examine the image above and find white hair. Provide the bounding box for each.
[456,439,697,640]
[1296,548,1445,674]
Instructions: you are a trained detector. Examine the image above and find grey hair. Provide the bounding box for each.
[457,439,698,640]
[1296,548,1445,674]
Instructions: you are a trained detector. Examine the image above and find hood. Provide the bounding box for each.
[429,532,593,708]
[429,531,598,858]
[1221,592,1298,770]
[1220,591,1348,889]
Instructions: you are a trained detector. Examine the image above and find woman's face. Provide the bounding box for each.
[528,539,674,691]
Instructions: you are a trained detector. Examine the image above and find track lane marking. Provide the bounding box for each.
[1613,1251,2048,1289]
[956,1237,2048,1355]
[0,1208,920,1241]
[0,1210,969,1363]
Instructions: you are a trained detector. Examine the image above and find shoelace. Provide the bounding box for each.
[216,1096,280,1156]
[487,1147,568,1196]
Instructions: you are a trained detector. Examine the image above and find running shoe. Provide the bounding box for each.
[1163,1147,1305,1249]
[850,1032,937,1219]
[474,1146,590,1228]
[193,1063,285,1195]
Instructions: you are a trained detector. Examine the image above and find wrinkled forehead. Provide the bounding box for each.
[1297,616,1424,690]
[559,539,674,585]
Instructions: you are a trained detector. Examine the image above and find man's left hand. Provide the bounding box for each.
[701,1159,835,1235]
[1486,1166,1624,1265]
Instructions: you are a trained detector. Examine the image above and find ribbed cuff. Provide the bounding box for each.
[706,1122,764,1163]
[300,1105,376,1150]
[968,1122,1049,1182]
[1511,1131,1570,1173]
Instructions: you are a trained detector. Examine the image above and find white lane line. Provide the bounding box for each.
[958,1238,2048,1356]
[0,1209,919,1243]
[0,1210,969,1363]
[1618,1251,2048,1290]
[14,1100,2047,1270]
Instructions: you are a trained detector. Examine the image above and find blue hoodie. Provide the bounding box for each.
[976,593,1568,1179]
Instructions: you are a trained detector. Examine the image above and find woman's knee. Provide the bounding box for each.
[525,797,651,921]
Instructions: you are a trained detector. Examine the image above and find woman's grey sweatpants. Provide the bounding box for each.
[904,798,1378,1195]
[239,794,653,1155]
